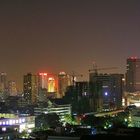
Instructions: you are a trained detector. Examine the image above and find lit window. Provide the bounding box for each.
[6,121,8,125]
[22,118,25,122]
[13,120,15,124]
[105,92,108,96]
[2,127,6,131]
[19,119,22,123]
[9,120,12,125]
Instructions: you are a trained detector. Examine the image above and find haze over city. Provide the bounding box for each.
[0,0,140,89]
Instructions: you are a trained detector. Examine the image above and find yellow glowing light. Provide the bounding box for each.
[48,77,56,92]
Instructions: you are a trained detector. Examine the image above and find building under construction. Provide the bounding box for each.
[89,66,124,112]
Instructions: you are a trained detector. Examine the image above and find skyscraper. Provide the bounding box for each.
[38,73,48,89]
[0,72,8,100]
[37,73,48,102]
[0,72,7,93]
[126,57,140,92]
[23,73,38,104]
[58,72,71,98]
[8,81,17,96]
[48,77,56,93]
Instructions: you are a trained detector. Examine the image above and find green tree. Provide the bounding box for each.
[35,113,60,129]
[63,114,78,125]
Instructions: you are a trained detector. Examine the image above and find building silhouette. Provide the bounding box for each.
[0,72,8,100]
[37,73,48,102]
[23,73,38,104]
[38,73,48,89]
[8,81,17,96]
[89,73,123,112]
[58,72,71,98]
[126,57,140,92]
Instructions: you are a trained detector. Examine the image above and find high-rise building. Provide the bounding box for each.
[89,73,123,112]
[64,81,90,114]
[75,81,90,113]
[37,73,48,102]
[58,72,71,98]
[48,77,56,93]
[23,73,38,104]
[38,73,48,89]
[126,57,140,92]
[0,72,7,93]
[0,72,8,100]
[8,81,17,96]
[75,81,89,98]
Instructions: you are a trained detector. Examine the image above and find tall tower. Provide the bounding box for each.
[0,72,8,100]
[37,73,48,102]
[126,57,140,92]
[8,81,17,96]
[48,77,56,93]
[23,73,38,104]
[58,72,71,98]
[38,73,48,89]
[0,72,7,93]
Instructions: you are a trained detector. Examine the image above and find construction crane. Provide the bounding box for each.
[88,64,118,74]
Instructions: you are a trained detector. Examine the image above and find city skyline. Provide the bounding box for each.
[0,0,140,89]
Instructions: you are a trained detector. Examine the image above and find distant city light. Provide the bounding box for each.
[6,121,8,125]
[22,118,25,122]
[2,127,6,131]
[48,77,54,80]
[59,71,66,75]
[105,92,108,96]
[9,120,12,125]
[39,73,47,76]
[129,56,138,60]
[122,78,125,81]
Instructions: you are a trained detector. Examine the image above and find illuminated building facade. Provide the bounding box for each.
[37,73,48,102]
[23,73,38,104]
[34,104,71,122]
[0,114,35,135]
[126,57,140,92]
[58,72,71,98]
[38,73,47,89]
[48,77,56,93]
[89,73,123,112]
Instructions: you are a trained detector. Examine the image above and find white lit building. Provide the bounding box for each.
[0,115,35,133]
[34,104,71,122]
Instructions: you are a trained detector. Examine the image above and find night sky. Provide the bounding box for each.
[0,0,140,89]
